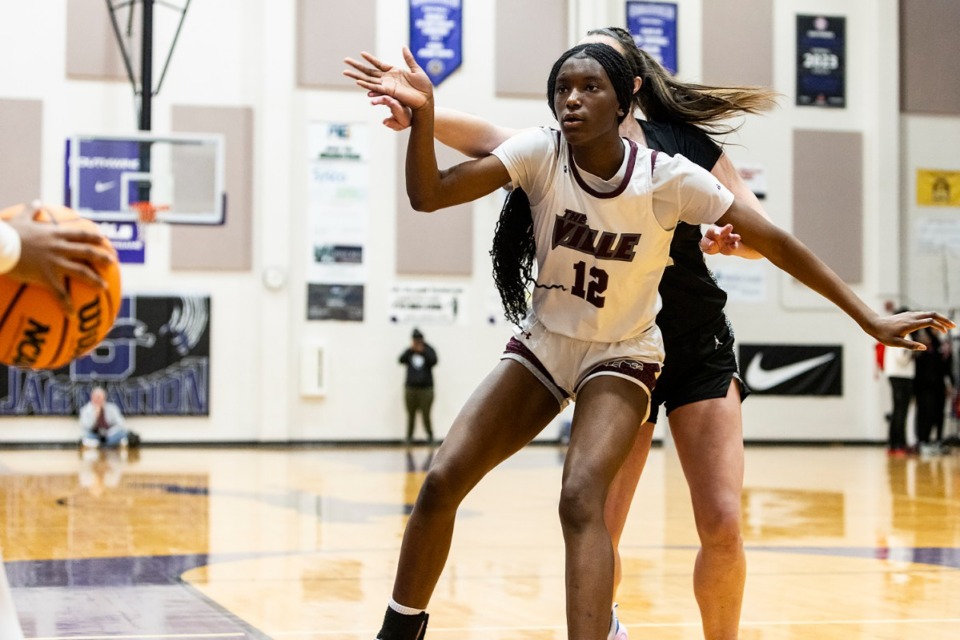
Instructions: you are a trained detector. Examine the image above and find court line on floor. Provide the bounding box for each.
[34,634,246,640]
[265,616,960,636]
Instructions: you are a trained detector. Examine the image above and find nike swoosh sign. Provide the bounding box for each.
[744,352,837,391]
[94,180,116,193]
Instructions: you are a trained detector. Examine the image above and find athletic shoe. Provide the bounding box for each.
[608,604,628,640]
[377,607,429,640]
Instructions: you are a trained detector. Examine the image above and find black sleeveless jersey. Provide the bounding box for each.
[639,119,729,344]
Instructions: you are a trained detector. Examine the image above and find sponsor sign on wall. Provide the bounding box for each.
[0,295,210,416]
[739,344,843,396]
[65,138,146,263]
[916,169,960,207]
[306,121,369,321]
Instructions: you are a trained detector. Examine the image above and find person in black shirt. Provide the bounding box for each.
[399,329,438,445]
[913,327,955,452]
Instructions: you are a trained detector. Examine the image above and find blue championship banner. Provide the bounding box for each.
[0,295,210,416]
[626,1,678,74]
[409,0,462,86]
[796,15,846,108]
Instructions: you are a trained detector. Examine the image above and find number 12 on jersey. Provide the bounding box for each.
[571,261,607,308]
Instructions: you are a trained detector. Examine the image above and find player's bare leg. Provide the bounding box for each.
[560,376,649,640]
[605,421,655,593]
[669,381,745,640]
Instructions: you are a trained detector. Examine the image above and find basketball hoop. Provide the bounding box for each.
[130,201,169,224]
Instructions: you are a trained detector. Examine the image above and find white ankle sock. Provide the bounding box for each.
[388,598,425,616]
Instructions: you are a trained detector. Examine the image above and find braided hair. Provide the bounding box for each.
[586,27,778,135]
[490,188,535,326]
[492,44,636,325]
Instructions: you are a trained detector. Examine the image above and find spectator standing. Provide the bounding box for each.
[399,329,438,445]
[913,327,955,453]
[884,311,916,455]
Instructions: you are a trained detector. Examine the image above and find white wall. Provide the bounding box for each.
[0,0,935,443]
[902,116,960,310]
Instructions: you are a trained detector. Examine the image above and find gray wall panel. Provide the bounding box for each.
[298,0,376,89]
[793,130,863,283]
[395,133,473,275]
[0,99,43,207]
[900,0,960,115]
[702,0,773,87]
[66,0,129,81]
[171,106,253,271]
[495,0,568,97]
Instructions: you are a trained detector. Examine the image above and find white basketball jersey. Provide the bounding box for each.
[492,127,733,342]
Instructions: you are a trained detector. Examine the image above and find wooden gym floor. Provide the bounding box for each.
[0,443,957,639]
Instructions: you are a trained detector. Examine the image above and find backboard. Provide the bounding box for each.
[65,132,225,225]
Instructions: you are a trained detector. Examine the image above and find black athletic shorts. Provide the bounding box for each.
[647,317,750,424]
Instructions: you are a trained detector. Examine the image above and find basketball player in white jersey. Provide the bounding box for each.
[344,44,954,640]
[0,200,114,639]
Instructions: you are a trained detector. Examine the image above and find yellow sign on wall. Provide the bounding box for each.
[917,169,960,206]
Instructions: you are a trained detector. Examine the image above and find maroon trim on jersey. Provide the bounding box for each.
[568,138,638,199]
[579,359,660,393]
[503,337,570,400]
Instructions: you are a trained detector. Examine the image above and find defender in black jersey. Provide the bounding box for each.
[638,118,748,422]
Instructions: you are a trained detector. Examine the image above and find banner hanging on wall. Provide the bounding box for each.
[410,0,462,86]
[796,15,846,108]
[626,1,678,74]
[306,121,369,322]
[0,295,210,417]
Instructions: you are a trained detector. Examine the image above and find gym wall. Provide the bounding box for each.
[0,0,953,444]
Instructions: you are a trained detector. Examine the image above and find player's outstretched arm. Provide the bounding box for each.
[368,94,519,159]
[718,199,955,349]
[4,202,114,314]
[346,49,511,211]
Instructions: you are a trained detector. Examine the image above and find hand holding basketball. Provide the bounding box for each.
[5,202,117,313]
[0,203,122,370]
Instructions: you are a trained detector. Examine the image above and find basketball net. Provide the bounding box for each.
[130,201,169,224]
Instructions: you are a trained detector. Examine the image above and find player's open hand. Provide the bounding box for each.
[870,310,955,350]
[7,202,115,313]
[344,48,432,111]
[700,224,742,255]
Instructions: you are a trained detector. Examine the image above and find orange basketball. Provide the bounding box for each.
[0,204,121,370]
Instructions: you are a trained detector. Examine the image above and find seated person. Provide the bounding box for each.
[79,387,129,448]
